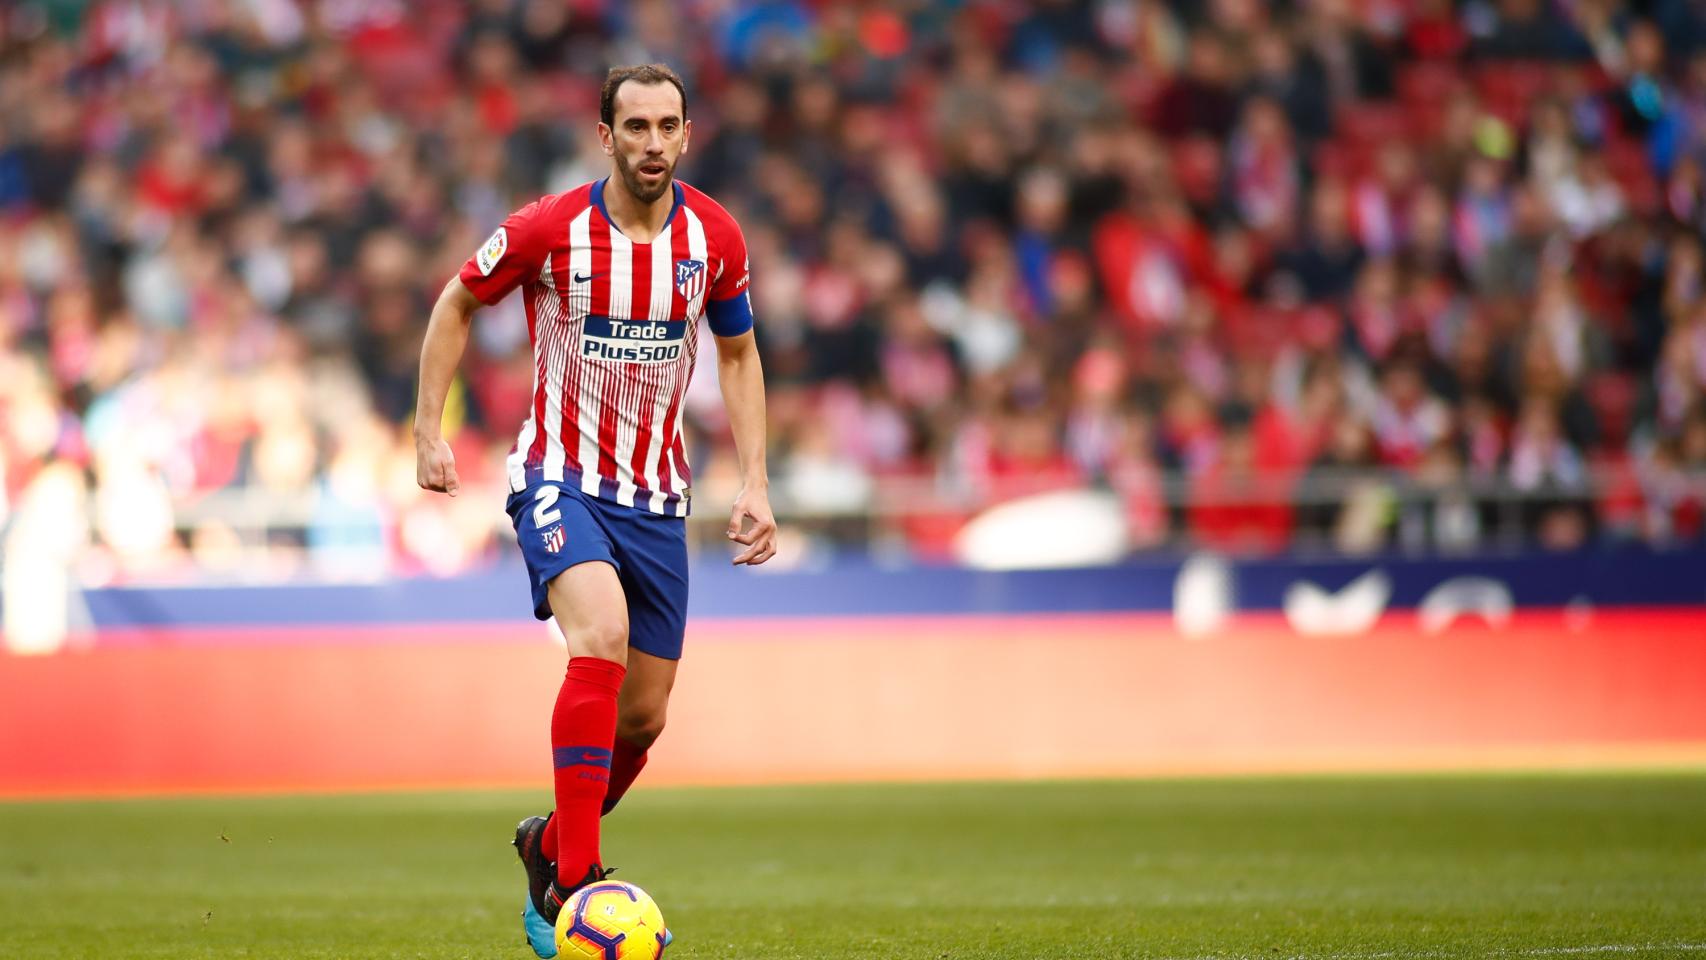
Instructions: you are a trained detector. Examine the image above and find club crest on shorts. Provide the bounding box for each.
[541,525,565,554]
[674,259,706,301]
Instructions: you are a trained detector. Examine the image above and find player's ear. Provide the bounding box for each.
[597,122,614,156]
[680,118,691,154]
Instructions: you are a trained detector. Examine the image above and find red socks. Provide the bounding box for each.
[601,736,650,815]
[543,736,650,861]
[550,656,626,885]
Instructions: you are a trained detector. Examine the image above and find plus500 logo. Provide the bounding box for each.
[581,317,684,364]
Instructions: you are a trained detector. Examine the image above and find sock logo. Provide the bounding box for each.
[553,746,612,769]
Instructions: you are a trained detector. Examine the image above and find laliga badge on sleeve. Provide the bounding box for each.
[476,226,507,276]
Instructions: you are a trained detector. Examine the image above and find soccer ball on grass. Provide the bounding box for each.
[555,880,670,959]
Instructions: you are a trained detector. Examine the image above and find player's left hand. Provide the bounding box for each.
[727,484,777,566]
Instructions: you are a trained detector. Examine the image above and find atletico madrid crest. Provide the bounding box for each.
[674,259,706,301]
[541,525,565,554]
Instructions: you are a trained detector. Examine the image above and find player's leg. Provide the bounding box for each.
[599,498,689,816]
[537,604,674,840]
[506,481,624,956]
[605,648,677,814]
[544,560,629,891]
[517,562,628,956]
[525,648,670,953]
[593,509,686,957]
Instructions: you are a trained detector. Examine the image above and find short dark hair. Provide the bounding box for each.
[600,64,687,128]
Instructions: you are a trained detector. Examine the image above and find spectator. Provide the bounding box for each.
[1472,0,1594,62]
[0,0,1700,585]
[1152,30,1240,140]
[1188,423,1294,555]
[1299,415,1394,554]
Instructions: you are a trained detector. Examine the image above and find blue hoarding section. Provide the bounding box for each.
[1220,548,1706,610]
[64,547,1706,628]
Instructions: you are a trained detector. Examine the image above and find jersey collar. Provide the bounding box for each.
[591,177,685,243]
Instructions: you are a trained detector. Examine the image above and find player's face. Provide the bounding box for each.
[600,82,690,206]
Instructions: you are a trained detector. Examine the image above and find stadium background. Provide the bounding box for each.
[0,0,1704,794]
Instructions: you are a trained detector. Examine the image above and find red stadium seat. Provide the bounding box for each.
[1473,61,1555,107]
[1312,142,1356,179]
[1397,62,1463,106]
[1473,61,1573,129]
[1336,103,1416,146]
[1587,372,1639,447]
[1603,139,1661,213]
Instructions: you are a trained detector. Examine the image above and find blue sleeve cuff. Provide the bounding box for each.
[706,292,754,338]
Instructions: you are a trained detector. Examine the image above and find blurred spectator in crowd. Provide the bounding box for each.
[0,0,1703,585]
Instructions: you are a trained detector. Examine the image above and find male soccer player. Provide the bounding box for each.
[413,63,775,957]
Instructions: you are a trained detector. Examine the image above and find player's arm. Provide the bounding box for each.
[415,202,547,496]
[699,225,774,566]
[714,326,776,565]
[414,277,484,496]
[706,218,774,565]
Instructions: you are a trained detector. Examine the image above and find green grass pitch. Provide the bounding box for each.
[3,773,1704,959]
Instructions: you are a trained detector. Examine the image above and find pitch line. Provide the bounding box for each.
[1164,944,1706,960]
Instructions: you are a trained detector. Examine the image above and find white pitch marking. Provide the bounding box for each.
[1151,944,1706,960]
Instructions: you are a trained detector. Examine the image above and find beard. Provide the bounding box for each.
[614,150,675,204]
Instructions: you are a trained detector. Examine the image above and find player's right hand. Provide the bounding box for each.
[415,435,461,497]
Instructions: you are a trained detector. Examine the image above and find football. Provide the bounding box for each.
[554,880,670,960]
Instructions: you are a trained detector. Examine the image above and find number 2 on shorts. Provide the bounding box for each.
[533,484,561,527]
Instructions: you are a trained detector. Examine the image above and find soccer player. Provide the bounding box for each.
[413,63,775,957]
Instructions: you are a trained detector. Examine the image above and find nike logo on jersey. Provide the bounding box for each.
[573,272,602,284]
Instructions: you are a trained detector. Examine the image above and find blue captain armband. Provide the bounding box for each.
[706,292,754,337]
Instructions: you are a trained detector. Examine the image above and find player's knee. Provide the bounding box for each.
[618,702,667,749]
[568,619,629,662]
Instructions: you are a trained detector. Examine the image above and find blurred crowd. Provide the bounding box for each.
[3,0,1706,584]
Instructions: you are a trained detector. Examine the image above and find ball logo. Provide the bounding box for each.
[674,259,705,301]
[476,227,507,276]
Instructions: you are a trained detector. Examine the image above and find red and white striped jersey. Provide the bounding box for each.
[459,179,752,517]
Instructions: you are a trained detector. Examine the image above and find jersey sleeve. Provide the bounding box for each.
[704,217,753,338]
[458,200,551,305]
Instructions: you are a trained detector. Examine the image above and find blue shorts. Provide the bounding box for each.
[506,480,689,661]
